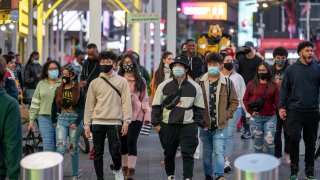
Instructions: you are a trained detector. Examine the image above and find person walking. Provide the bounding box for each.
[271,47,290,163]
[84,51,132,180]
[24,51,42,104]
[3,55,19,100]
[243,62,279,155]
[28,60,62,151]
[0,57,22,180]
[72,50,85,82]
[152,55,205,180]
[279,41,320,180]
[238,41,263,139]
[199,53,238,180]
[118,54,151,179]
[51,63,84,180]
[184,39,204,80]
[220,53,248,173]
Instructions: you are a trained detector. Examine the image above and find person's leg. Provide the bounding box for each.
[38,115,56,151]
[274,112,283,158]
[162,123,179,177]
[302,111,319,176]
[179,123,198,179]
[105,125,122,171]
[92,125,107,180]
[55,123,68,156]
[127,121,143,170]
[225,107,242,159]
[250,115,264,153]
[199,128,213,177]
[286,109,303,176]
[69,121,83,177]
[120,131,128,169]
[283,119,290,155]
[263,115,277,155]
[213,128,228,178]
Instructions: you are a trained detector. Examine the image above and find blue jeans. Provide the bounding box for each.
[56,112,83,176]
[38,115,56,151]
[250,115,277,155]
[225,107,243,158]
[200,127,228,178]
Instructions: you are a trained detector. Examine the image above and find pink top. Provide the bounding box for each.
[125,74,151,123]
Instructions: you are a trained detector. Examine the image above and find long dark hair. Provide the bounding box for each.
[118,54,146,93]
[152,51,173,90]
[41,60,61,80]
[26,51,39,65]
[55,66,81,109]
[250,62,277,94]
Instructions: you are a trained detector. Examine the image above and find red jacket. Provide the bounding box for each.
[243,82,279,116]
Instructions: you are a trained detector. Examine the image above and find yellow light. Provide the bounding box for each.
[114,0,130,14]
[37,0,43,64]
[19,0,29,35]
[262,3,268,8]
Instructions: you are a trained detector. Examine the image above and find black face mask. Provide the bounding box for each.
[258,73,268,80]
[224,63,234,71]
[100,65,113,73]
[244,48,251,54]
[123,64,134,72]
[62,76,71,84]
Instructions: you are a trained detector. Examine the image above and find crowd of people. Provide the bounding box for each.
[0,40,319,180]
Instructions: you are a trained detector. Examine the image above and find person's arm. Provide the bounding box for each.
[84,83,96,129]
[3,101,22,179]
[75,88,85,126]
[121,80,132,125]
[24,65,36,84]
[140,86,151,124]
[28,82,42,124]
[243,82,252,115]
[193,85,205,127]
[239,75,250,117]
[151,83,164,127]
[80,62,86,82]
[51,89,58,124]
[226,82,239,119]
[279,69,291,109]
[274,83,280,109]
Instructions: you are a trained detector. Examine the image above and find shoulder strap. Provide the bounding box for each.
[100,77,121,98]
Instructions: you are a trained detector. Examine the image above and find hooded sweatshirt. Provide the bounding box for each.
[279,59,320,111]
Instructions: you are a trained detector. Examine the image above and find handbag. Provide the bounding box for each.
[247,87,268,111]
[20,105,29,124]
[140,124,152,136]
[161,88,182,110]
[24,130,43,155]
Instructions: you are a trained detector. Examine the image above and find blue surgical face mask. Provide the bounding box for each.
[275,59,286,67]
[33,60,39,64]
[208,66,220,76]
[172,67,185,77]
[48,70,59,80]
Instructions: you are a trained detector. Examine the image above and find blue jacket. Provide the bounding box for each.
[5,78,18,101]
[279,59,320,111]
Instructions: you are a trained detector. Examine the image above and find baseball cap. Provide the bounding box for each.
[243,41,254,48]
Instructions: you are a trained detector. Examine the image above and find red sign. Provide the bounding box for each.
[260,39,303,50]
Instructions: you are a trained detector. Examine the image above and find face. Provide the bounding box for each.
[182,45,187,52]
[172,63,188,74]
[163,55,174,65]
[33,54,39,61]
[207,62,222,69]
[257,64,268,74]
[77,54,85,64]
[7,59,16,71]
[86,48,98,59]
[300,46,314,63]
[223,56,233,64]
[123,57,133,65]
[274,55,286,61]
[100,58,114,66]
[186,41,195,54]
[15,55,21,63]
[48,63,58,71]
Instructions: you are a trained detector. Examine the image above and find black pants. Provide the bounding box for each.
[160,123,198,179]
[92,125,122,180]
[121,121,143,156]
[274,112,289,158]
[286,109,319,169]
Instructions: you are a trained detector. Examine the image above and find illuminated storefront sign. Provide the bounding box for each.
[181,2,227,20]
[19,0,28,35]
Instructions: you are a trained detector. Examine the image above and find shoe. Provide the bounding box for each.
[127,168,135,180]
[241,131,252,139]
[168,175,176,180]
[205,175,213,180]
[72,176,78,180]
[215,176,226,180]
[89,147,95,160]
[289,166,299,180]
[285,153,291,164]
[305,167,316,180]
[113,168,124,180]
[224,160,231,173]
[184,178,192,180]
[122,166,128,177]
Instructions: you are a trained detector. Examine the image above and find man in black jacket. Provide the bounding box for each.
[184,39,204,80]
[80,43,100,91]
[279,41,320,180]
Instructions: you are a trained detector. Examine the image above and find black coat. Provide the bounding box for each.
[24,63,42,89]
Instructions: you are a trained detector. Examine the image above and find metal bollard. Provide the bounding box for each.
[234,153,280,180]
[20,152,63,180]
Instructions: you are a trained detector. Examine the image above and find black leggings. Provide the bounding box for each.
[121,121,143,156]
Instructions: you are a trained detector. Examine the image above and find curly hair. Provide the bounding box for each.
[99,51,117,62]
[273,47,288,58]
[41,60,61,80]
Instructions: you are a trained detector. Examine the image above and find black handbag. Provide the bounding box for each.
[161,88,182,110]
[247,87,268,111]
[24,130,43,155]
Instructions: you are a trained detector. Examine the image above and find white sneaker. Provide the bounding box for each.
[168,175,176,180]
[224,160,232,173]
[113,168,124,180]
[285,153,291,164]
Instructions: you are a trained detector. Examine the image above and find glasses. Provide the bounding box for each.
[258,69,268,73]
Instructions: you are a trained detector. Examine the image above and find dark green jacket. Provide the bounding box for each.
[0,88,22,180]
